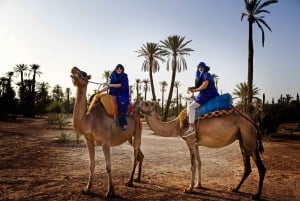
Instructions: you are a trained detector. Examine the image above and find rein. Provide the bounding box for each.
[71,69,106,89]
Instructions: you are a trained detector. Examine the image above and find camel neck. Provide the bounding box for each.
[73,86,87,132]
[145,112,181,137]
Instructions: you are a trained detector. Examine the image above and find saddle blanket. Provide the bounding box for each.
[197,93,233,118]
[88,93,134,117]
[198,108,233,120]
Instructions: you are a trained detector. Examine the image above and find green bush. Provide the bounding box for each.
[48,113,71,129]
[47,102,65,113]
[57,132,71,144]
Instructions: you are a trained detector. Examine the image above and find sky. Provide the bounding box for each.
[1,0,300,103]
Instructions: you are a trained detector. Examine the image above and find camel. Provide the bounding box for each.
[137,100,266,200]
[70,66,144,198]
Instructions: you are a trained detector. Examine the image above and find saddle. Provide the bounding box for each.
[88,93,134,117]
[198,108,233,120]
[178,108,234,129]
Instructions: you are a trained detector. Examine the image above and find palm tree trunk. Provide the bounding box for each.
[247,20,254,115]
[149,59,156,101]
[163,61,176,121]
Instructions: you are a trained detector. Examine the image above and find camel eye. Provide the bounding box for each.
[81,72,87,77]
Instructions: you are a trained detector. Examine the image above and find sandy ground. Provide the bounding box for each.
[0,117,299,201]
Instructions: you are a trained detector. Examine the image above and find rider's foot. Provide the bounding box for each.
[182,126,195,138]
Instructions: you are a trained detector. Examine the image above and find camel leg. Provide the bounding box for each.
[135,149,144,182]
[184,137,196,193]
[102,143,115,198]
[194,145,202,189]
[82,139,95,195]
[232,147,251,193]
[251,149,266,200]
[126,148,143,186]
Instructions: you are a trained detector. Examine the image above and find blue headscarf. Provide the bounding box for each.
[110,64,125,84]
[109,64,129,96]
[195,61,210,79]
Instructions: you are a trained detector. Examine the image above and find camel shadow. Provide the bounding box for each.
[81,190,133,201]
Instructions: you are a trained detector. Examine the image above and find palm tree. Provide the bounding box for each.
[102,70,111,93]
[178,93,183,112]
[129,85,133,101]
[6,71,14,85]
[173,81,181,115]
[241,0,278,114]
[159,81,168,117]
[65,87,71,113]
[160,35,193,121]
[212,73,220,92]
[102,70,111,83]
[135,79,141,101]
[142,79,150,101]
[35,82,50,114]
[13,64,28,114]
[136,42,165,101]
[29,64,42,116]
[233,82,260,113]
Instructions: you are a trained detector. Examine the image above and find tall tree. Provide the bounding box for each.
[241,0,278,114]
[13,64,28,113]
[160,35,193,121]
[65,87,71,113]
[29,64,42,117]
[212,73,220,92]
[233,82,260,113]
[136,42,165,101]
[52,84,64,102]
[135,79,141,101]
[102,70,111,93]
[173,81,181,115]
[159,81,168,117]
[142,79,150,101]
[35,82,51,115]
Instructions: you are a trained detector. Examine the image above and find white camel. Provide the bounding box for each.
[71,66,144,198]
[138,100,266,200]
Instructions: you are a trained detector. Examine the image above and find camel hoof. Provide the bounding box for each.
[126,181,133,187]
[106,191,116,198]
[134,178,141,182]
[81,189,92,195]
[184,188,193,194]
[195,184,202,189]
[251,194,261,200]
[230,187,238,193]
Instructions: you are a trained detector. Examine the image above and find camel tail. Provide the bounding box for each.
[257,129,264,154]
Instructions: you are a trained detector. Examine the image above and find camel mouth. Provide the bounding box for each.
[70,66,91,85]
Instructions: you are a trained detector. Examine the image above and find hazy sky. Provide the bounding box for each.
[1,0,299,103]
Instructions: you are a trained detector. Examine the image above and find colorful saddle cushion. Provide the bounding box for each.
[196,93,233,118]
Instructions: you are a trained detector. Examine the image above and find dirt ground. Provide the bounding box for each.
[0,117,299,201]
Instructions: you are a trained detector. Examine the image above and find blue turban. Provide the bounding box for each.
[196,61,210,78]
[114,64,125,72]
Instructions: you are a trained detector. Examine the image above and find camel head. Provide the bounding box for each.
[136,100,157,115]
[71,66,91,87]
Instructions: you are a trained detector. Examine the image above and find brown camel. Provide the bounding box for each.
[138,100,266,200]
[70,66,144,198]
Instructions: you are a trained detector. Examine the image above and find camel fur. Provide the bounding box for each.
[71,67,143,198]
[138,100,266,200]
